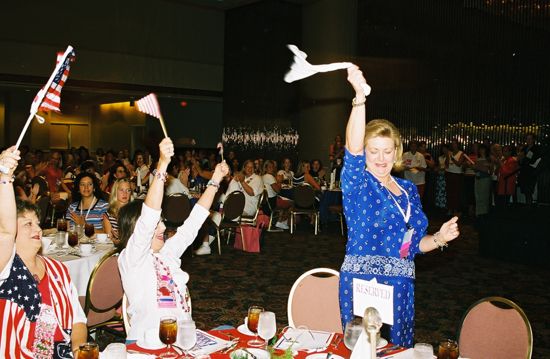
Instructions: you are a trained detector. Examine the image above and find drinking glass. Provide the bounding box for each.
[247,305,265,347]
[55,231,67,249]
[437,339,459,359]
[57,218,68,232]
[257,311,277,347]
[84,223,95,238]
[344,317,363,350]
[159,316,178,358]
[414,343,434,359]
[68,230,79,247]
[77,342,99,359]
[178,319,197,357]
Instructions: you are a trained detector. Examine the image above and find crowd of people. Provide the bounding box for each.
[398,134,543,223]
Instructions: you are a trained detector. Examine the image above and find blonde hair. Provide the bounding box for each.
[108,178,133,217]
[364,119,403,171]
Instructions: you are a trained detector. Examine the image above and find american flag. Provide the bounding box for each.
[32,47,76,113]
[136,93,163,119]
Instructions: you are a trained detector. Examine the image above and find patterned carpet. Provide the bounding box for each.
[98,209,550,357]
[181,211,550,358]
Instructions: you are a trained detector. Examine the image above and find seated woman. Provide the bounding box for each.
[293,160,321,191]
[277,157,294,188]
[101,161,129,195]
[225,160,264,216]
[117,138,229,341]
[66,173,108,232]
[0,147,87,359]
[102,178,133,245]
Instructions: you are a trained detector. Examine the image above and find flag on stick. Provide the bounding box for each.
[135,93,168,137]
[284,44,372,96]
[217,142,224,162]
[0,46,76,174]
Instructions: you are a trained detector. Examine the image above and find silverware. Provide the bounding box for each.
[331,336,342,348]
[242,348,258,359]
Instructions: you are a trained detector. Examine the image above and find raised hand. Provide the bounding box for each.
[0,147,21,176]
[212,161,230,183]
[346,65,367,97]
[158,137,175,166]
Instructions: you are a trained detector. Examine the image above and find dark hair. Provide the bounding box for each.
[16,198,40,218]
[108,161,129,185]
[30,176,49,197]
[80,160,96,174]
[72,172,104,202]
[116,200,145,250]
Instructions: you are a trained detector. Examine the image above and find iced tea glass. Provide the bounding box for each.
[247,305,265,347]
[159,316,178,358]
[437,339,459,359]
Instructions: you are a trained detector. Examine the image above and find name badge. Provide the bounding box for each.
[399,228,414,259]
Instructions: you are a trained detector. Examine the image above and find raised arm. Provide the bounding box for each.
[144,138,174,210]
[345,66,368,155]
[196,161,230,211]
[0,147,21,274]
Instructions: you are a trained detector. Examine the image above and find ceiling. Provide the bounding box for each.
[171,0,314,11]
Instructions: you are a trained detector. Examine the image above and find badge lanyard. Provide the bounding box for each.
[79,196,96,221]
[383,178,413,258]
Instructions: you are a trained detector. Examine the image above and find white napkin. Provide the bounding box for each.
[350,329,373,359]
[273,327,333,352]
[284,44,372,96]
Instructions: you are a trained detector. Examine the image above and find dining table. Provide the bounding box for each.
[43,238,115,296]
[125,327,352,358]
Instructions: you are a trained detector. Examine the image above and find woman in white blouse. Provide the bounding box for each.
[117,138,229,342]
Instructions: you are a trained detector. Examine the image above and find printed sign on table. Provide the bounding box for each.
[353,278,394,325]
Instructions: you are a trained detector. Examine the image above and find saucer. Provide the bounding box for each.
[136,338,165,350]
[377,338,388,349]
[237,323,255,336]
[77,248,97,257]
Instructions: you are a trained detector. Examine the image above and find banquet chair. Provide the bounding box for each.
[214,190,245,255]
[265,191,285,232]
[328,204,345,236]
[290,185,320,235]
[457,296,532,359]
[81,249,125,339]
[287,268,342,333]
[162,193,191,227]
[240,190,265,228]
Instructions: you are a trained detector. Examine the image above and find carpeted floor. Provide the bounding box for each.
[99,210,550,357]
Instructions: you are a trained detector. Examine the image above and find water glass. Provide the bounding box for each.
[257,311,277,346]
[55,231,67,248]
[344,317,363,350]
[178,319,197,351]
[414,343,434,359]
[103,343,127,359]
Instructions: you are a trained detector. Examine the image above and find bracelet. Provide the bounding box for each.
[433,232,448,251]
[352,96,366,107]
[0,175,15,184]
[152,169,168,183]
[207,179,220,189]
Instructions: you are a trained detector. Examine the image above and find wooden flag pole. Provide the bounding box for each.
[158,115,169,138]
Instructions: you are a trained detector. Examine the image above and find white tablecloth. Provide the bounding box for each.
[45,243,115,296]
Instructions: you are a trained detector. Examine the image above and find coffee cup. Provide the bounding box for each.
[80,243,93,255]
[96,233,108,243]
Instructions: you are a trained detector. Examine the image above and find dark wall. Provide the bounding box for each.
[223,0,302,128]
[357,0,550,149]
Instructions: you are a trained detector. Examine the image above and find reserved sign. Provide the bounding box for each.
[353,278,394,325]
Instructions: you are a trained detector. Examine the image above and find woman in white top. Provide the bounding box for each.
[445,140,465,216]
[117,138,229,342]
[276,158,294,188]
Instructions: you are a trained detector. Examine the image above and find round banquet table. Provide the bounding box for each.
[44,241,115,296]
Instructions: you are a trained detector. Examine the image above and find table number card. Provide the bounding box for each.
[353,278,394,325]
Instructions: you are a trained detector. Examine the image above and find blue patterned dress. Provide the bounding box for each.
[339,149,428,347]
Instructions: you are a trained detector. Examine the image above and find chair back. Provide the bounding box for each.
[287,268,342,333]
[222,191,246,221]
[36,196,52,227]
[293,185,316,209]
[162,193,191,226]
[458,296,532,359]
[84,250,124,327]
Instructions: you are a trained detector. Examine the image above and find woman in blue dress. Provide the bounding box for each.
[339,66,460,347]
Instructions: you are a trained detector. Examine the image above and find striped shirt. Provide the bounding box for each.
[66,198,109,230]
[0,250,86,358]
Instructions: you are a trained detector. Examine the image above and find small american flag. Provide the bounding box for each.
[136,93,162,119]
[33,48,75,113]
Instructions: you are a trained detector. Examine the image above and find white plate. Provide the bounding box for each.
[237,323,255,336]
[377,338,388,349]
[136,338,165,350]
[306,354,345,359]
[76,248,97,257]
[230,348,270,359]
